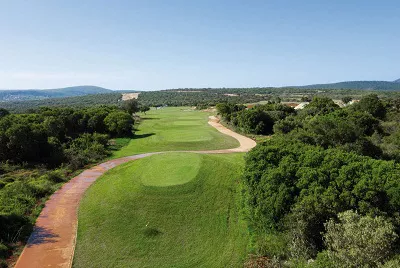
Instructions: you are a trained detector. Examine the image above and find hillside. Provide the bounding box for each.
[0,93,122,113]
[0,86,112,101]
[292,80,400,90]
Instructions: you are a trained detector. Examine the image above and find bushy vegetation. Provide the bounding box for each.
[216,102,296,135]
[139,87,400,108]
[239,94,400,266]
[322,210,397,267]
[2,87,400,114]
[0,105,134,265]
[137,90,270,107]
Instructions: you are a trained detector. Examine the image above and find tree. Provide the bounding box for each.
[140,105,150,115]
[122,99,140,115]
[301,96,312,102]
[323,210,398,267]
[392,98,400,111]
[104,111,134,136]
[43,116,65,139]
[0,108,9,118]
[356,94,386,119]
[303,97,339,116]
[243,138,400,260]
[237,109,274,134]
[341,96,352,104]
[216,103,245,122]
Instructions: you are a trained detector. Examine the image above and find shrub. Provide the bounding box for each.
[381,257,400,268]
[256,232,288,259]
[311,251,337,268]
[323,210,398,267]
[0,243,8,258]
[104,111,134,137]
[237,109,274,134]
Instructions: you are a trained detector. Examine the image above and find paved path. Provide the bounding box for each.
[14,116,256,268]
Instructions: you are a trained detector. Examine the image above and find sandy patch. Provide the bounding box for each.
[122,93,140,100]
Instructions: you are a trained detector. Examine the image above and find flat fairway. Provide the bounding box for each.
[112,107,240,157]
[73,153,249,268]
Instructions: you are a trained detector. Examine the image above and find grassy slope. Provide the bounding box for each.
[73,153,249,268]
[112,107,239,157]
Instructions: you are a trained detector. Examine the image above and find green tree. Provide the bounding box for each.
[303,97,339,116]
[356,94,386,119]
[323,210,398,267]
[0,108,9,118]
[104,111,134,136]
[122,99,140,115]
[43,116,65,139]
[342,96,352,104]
[140,105,150,115]
[237,109,274,134]
[215,103,245,122]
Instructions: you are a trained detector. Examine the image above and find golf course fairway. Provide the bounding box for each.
[73,153,249,267]
[112,107,240,157]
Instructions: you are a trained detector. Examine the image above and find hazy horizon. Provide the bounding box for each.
[1,1,400,90]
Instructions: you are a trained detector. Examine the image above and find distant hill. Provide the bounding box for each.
[0,86,112,102]
[0,93,122,113]
[292,80,400,91]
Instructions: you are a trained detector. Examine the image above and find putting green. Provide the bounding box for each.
[73,153,249,268]
[138,153,202,187]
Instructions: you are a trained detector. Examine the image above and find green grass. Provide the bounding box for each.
[139,153,202,187]
[73,153,249,268]
[112,107,239,158]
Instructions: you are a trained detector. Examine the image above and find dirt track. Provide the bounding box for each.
[14,116,256,268]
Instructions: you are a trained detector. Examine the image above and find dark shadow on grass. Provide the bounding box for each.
[140,117,160,120]
[26,226,59,246]
[132,133,155,140]
[143,227,163,237]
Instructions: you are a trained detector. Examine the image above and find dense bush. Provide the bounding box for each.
[0,106,134,166]
[353,93,386,119]
[322,210,397,267]
[0,105,135,264]
[0,93,123,113]
[243,138,400,265]
[104,111,134,136]
[300,96,339,116]
[216,102,295,135]
[237,93,400,266]
[138,90,271,107]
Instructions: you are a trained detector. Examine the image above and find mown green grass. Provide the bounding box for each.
[112,107,239,157]
[73,153,249,268]
[139,153,202,187]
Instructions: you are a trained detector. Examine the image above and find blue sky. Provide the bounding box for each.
[1,0,399,90]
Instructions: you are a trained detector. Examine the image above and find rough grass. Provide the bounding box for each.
[73,153,249,268]
[112,107,239,157]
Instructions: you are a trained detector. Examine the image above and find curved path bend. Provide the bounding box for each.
[15,116,256,268]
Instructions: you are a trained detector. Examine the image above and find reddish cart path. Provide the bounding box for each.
[14,116,256,268]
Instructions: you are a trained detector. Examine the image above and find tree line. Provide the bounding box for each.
[0,93,123,113]
[0,100,143,266]
[216,94,400,267]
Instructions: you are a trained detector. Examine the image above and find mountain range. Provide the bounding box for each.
[0,86,112,102]
[291,79,400,90]
[1,79,400,102]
